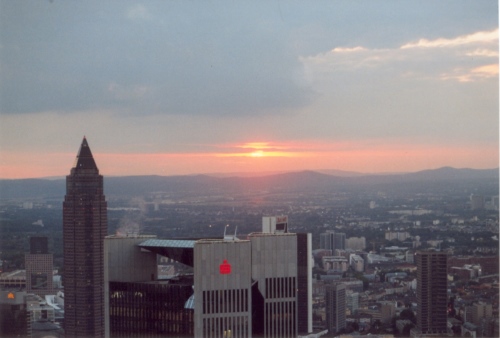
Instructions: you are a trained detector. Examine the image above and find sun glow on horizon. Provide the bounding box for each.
[250,150,264,157]
[0,140,498,179]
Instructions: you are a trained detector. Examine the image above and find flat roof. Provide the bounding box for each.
[139,238,197,248]
[138,239,199,267]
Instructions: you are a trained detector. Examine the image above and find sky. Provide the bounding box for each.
[0,1,498,179]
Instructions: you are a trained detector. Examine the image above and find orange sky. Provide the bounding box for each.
[1,3,497,180]
[1,141,497,179]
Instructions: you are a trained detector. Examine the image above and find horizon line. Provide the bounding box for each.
[1,166,498,181]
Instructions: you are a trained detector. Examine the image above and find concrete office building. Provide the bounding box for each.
[249,232,298,337]
[414,250,448,337]
[194,239,252,337]
[322,256,348,273]
[346,291,359,313]
[261,216,313,336]
[262,216,288,234]
[25,237,54,297]
[63,137,107,337]
[345,237,366,251]
[349,254,364,272]
[325,283,346,335]
[104,225,312,337]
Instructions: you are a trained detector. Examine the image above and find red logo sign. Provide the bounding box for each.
[219,259,231,274]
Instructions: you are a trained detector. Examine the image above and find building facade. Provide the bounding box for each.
[104,231,312,338]
[63,137,108,337]
[320,232,345,252]
[325,283,346,335]
[415,250,448,336]
[104,235,194,338]
[194,239,253,338]
[25,237,53,297]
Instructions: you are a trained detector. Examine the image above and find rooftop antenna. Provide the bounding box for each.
[223,224,238,241]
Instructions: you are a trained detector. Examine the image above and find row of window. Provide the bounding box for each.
[202,316,249,338]
[264,301,296,338]
[265,277,296,299]
[203,289,249,314]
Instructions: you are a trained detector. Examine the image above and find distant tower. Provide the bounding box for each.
[320,232,334,251]
[415,250,448,336]
[320,231,345,252]
[334,232,346,251]
[25,237,53,297]
[63,137,107,337]
[325,283,346,335]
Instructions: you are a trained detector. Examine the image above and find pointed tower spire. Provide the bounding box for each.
[73,136,98,170]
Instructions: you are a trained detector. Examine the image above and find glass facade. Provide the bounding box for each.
[109,281,194,337]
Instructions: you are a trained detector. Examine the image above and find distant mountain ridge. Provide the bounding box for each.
[0,167,497,200]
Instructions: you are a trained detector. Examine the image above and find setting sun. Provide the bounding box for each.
[250,150,265,157]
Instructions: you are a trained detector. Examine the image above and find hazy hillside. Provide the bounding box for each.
[0,167,497,200]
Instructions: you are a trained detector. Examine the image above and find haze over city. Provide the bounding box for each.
[0,1,498,179]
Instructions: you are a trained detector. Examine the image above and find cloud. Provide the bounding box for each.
[301,28,498,83]
[401,28,498,49]
[331,46,367,53]
[0,1,313,117]
[440,64,499,83]
[466,49,499,58]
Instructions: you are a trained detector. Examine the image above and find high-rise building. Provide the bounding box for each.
[320,231,345,252]
[320,232,334,251]
[104,235,194,337]
[103,227,312,337]
[63,137,107,337]
[194,238,253,337]
[334,233,346,251]
[25,237,53,297]
[415,250,447,336]
[261,216,313,336]
[325,283,346,335]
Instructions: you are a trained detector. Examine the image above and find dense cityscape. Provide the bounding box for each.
[0,139,498,338]
[1,1,498,338]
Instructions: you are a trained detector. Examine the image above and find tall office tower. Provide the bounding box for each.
[262,216,312,335]
[296,233,313,335]
[334,232,346,251]
[194,239,252,338]
[63,137,107,338]
[25,237,54,297]
[320,231,345,252]
[415,250,448,336]
[319,232,334,251]
[325,283,346,335]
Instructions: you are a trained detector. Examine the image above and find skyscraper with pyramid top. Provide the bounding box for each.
[63,137,107,337]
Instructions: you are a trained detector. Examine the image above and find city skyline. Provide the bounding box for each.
[0,1,498,178]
